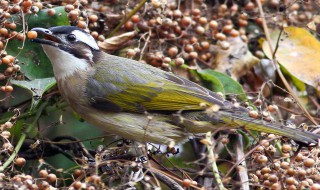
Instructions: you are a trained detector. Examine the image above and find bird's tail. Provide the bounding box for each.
[219,111,320,145]
[179,110,320,145]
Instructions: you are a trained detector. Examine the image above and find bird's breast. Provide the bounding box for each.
[56,71,91,115]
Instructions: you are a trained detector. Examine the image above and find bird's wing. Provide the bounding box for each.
[86,55,225,112]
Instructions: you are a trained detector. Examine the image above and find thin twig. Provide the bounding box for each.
[107,0,148,38]
[205,132,225,190]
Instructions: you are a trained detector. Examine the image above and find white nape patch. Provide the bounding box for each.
[71,30,99,50]
[42,44,89,80]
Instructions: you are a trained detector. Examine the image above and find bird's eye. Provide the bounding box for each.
[66,34,76,41]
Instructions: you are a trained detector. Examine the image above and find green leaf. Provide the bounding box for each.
[196,70,225,95]
[6,6,69,79]
[237,130,253,149]
[11,78,56,110]
[197,69,247,101]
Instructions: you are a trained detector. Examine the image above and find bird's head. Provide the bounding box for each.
[31,26,100,80]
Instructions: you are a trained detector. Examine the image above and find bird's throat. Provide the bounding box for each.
[42,45,90,81]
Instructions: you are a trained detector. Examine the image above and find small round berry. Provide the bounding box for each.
[131,15,140,23]
[222,25,233,34]
[64,4,74,12]
[168,46,178,57]
[7,55,15,63]
[46,173,57,183]
[5,67,14,75]
[192,8,201,16]
[3,13,11,19]
[189,51,198,59]
[219,4,228,12]
[297,169,306,179]
[68,10,79,20]
[271,183,279,190]
[39,170,48,178]
[195,26,205,35]
[74,169,83,178]
[89,14,98,23]
[238,19,248,27]
[180,17,192,28]
[254,99,262,106]
[16,33,25,41]
[245,2,256,11]
[124,21,134,30]
[215,33,226,41]
[304,158,315,168]
[261,167,271,174]
[8,23,17,30]
[47,9,56,16]
[184,44,194,53]
[33,2,43,10]
[230,29,240,37]
[15,157,26,167]
[200,41,210,50]
[269,0,280,8]
[286,177,296,185]
[249,110,259,119]
[11,5,21,13]
[173,10,182,18]
[174,58,184,66]
[4,121,13,128]
[198,17,207,25]
[280,161,290,169]
[267,105,278,113]
[1,131,11,138]
[73,181,82,189]
[182,179,192,187]
[0,28,9,37]
[268,174,278,183]
[189,36,198,44]
[287,168,296,176]
[91,31,98,39]
[2,57,11,64]
[77,21,86,29]
[27,31,38,39]
[256,155,268,164]
[126,49,136,57]
[2,142,13,151]
[282,144,292,153]
[209,20,218,29]
[230,4,239,12]
[263,180,271,187]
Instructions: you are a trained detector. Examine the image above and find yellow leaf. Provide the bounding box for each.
[263,26,320,88]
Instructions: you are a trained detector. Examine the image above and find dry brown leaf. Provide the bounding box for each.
[213,36,259,80]
[307,15,320,32]
[263,26,320,89]
[98,31,137,51]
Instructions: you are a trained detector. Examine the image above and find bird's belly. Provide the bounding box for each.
[80,110,188,144]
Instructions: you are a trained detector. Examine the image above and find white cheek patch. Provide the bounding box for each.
[71,30,99,50]
[42,45,89,80]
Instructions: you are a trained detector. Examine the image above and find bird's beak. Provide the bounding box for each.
[31,27,62,47]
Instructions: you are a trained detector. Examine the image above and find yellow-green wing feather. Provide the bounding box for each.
[86,54,224,112]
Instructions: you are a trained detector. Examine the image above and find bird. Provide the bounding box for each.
[30,26,320,145]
